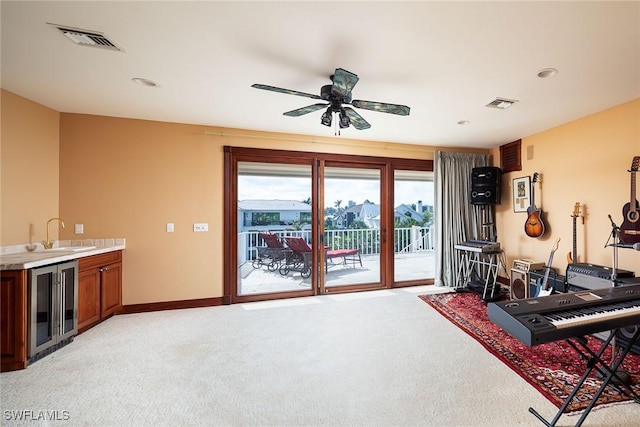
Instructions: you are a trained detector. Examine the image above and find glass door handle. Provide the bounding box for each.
[59,272,64,337]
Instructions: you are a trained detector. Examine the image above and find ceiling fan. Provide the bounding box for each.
[252,68,410,130]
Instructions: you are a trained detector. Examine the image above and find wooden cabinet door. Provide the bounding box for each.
[101,262,122,318]
[1,270,27,372]
[78,268,101,332]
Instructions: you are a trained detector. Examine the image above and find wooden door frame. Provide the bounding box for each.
[223,146,433,304]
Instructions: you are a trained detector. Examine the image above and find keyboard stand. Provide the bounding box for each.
[455,248,507,301]
[529,327,640,427]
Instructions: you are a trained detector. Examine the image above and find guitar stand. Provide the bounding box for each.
[529,327,640,427]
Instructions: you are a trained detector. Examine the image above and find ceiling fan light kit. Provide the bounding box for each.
[252,68,410,131]
[321,107,332,127]
[338,109,350,129]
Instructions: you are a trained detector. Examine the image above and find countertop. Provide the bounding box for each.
[0,238,126,270]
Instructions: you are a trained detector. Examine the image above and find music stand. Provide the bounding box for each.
[604,215,632,386]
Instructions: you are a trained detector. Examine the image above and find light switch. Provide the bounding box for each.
[74,224,84,234]
[166,223,175,233]
[193,223,208,232]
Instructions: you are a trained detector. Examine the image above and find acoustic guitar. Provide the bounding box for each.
[525,173,545,238]
[566,202,582,263]
[532,238,560,298]
[619,156,640,244]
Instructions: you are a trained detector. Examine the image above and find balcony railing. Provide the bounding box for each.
[238,226,433,265]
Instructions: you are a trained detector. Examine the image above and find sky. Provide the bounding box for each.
[238,175,434,207]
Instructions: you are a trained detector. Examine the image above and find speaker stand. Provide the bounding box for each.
[480,205,496,242]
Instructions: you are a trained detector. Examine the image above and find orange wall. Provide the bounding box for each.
[3,89,451,305]
[56,108,469,305]
[4,88,638,304]
[493,99,640,278]
[1,90,60,247]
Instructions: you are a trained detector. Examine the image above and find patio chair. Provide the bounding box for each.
[280,236,362,278]
[252,233,288,271]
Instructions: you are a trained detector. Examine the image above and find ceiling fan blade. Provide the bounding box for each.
[351,100,410,116]
[283,103,328,117]
[252,84,322,100]
[344,107,371,130]
[331,68,359,99]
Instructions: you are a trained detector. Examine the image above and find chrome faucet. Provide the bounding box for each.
[42,217,65,249]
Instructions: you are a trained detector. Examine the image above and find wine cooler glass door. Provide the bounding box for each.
[59,263,78,338]
[29,265,57,357]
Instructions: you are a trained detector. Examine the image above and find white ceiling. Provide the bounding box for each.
[2,1,639,149]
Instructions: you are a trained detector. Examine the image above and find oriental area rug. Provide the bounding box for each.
[419,291,640,413]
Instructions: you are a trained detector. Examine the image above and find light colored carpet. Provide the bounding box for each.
[1,285,639,426]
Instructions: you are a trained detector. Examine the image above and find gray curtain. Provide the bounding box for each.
[434,151,490,287]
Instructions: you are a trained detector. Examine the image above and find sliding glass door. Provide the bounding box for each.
[224,147,434,303]
[393,170,435,284]
[236,161,315,298]
[321,164,383,292]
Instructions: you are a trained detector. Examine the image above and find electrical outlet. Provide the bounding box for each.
[74,224,84,234]
[193,223,208,232]
[166,223,174,233]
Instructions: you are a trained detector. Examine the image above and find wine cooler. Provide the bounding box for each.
[28,261,78,363]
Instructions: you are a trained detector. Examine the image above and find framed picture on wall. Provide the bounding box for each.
[513,176,531,212]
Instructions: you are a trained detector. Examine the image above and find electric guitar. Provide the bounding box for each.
[525,173,545,238]
[566,202,582,263]
[619,156,640,244]
[533,238,560,298]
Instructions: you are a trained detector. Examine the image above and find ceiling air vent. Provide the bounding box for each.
[48,23,124,52]
[486,97,518,109]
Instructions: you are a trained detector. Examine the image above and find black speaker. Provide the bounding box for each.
[617,325,640,355]
[471,167,502,205]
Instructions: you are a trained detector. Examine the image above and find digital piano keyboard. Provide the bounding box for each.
[487,284,640,346]
[453,240,501,253]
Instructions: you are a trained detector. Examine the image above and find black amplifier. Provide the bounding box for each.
[617,276,640,286]
[566,263,635,291]
[529,268,567,294]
